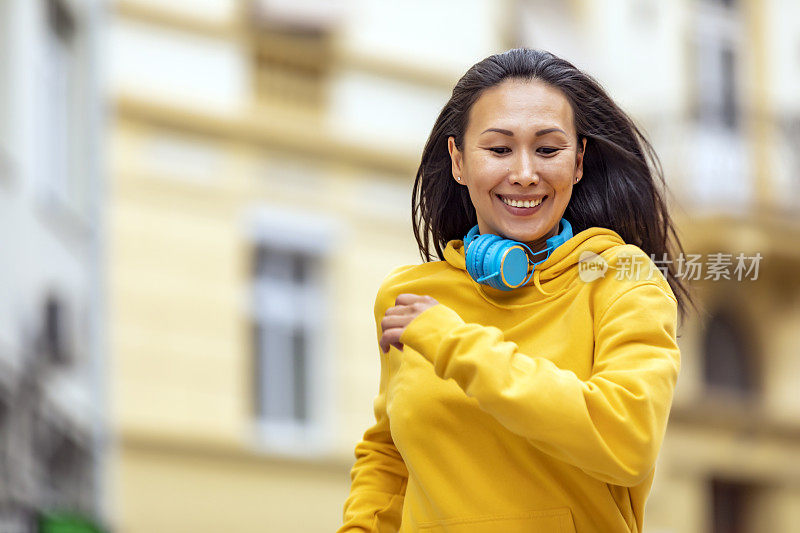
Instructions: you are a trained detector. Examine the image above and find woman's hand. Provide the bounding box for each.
[379,294,439,354]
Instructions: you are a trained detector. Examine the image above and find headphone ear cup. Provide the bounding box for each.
[464,235,481,280]
[482,239,507,290]
[463,218,571,290]
[500,245,531,288]
[468,234,498,282]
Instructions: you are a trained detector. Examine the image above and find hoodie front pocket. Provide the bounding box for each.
[417,507,576,533]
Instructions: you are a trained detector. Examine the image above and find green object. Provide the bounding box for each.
[39,512,105,533]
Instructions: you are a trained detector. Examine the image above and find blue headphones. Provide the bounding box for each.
[462,218,573,291]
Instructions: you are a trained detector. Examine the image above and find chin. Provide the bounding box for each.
[501,223,548,242]
[502,230,543,245]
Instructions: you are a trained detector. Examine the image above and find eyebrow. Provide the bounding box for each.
[480,127,566,137]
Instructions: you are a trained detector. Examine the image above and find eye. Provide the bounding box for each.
[538,147,560,155]
[488,147,510,155]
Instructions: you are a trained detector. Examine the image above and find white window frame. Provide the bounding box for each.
[34,0,94,225]
[0,0,15,185]
[244,206,341,457]
[692,0,742,132]
[38,0,76,204]
[687,0,751,209]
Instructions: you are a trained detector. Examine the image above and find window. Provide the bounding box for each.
[251,242,327,451]
[245,205,339,454]
[251,26,331,110]
[694,39,738,129]
[702,310,757,396]
[692,0,740,130]
[711,478,756,533]
[248,1,339,110]
[38,293,73,365]
[0,0,13,182]
[37,0,81,211]
[686,0,750,207]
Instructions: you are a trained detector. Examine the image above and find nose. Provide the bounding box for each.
[509,149,538,186]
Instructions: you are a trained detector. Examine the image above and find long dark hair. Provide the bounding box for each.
[411,48,695,319]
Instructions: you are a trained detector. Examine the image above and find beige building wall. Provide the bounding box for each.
[107,1,428,531]
[106,1,800,532]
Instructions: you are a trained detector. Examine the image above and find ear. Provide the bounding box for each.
[575,137,587,181]
[447,136,464,184]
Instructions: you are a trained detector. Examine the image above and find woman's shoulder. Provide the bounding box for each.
[373,261,455,315]
[382,259,457,286]
[584,243,677,314]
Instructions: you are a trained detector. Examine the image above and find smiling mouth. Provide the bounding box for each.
[497,194,548,208]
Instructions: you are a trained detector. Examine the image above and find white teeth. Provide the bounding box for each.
[500,196,544,208]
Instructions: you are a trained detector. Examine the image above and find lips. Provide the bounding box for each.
[496,194,548,207]
[496,194,548,202]
[496,194,547,215]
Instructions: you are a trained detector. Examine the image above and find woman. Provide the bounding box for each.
[338,48,694,533]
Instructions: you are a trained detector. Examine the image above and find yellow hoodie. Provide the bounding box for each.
[338,227,680,533]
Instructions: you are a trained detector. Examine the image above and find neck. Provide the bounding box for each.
[524,223,560,258]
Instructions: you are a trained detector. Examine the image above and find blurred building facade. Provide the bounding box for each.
[0,0,107,531]
[106,0,800,532]
[515,2,800,532]
[107,1,424,530]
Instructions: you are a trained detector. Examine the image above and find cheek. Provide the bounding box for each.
[542,158,576,188]
[540,155,573,173]
[468,152,505,174]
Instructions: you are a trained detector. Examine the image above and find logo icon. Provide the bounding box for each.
[578,251,608,282]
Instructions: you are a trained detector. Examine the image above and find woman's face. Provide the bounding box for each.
[448,78,586,254]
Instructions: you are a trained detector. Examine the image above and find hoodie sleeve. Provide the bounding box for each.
[398,281,680,487]
[338,272,410,532]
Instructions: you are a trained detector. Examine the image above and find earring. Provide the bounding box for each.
[574,177,580,183]
[457,176,462,182]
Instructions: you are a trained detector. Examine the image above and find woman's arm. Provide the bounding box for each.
[397,281,680,487]
[338,275,410,532]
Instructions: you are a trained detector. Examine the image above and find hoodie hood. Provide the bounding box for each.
[443,226,626,307]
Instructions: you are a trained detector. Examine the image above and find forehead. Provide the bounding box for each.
[467,78,575,133]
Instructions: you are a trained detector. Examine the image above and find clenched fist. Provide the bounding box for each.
[379,294,439,354]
